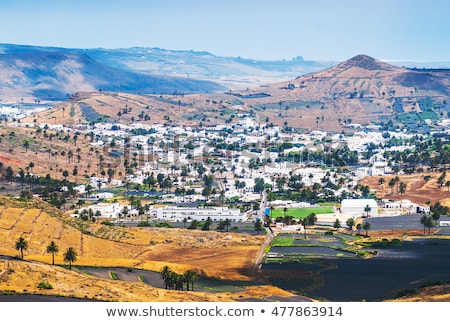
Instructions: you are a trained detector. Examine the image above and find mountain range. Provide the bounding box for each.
[0,43,335,104]
[2,44,450,133]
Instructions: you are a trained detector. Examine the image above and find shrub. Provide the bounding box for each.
[324,231,334,236]
[37,282,53,289]
[155,222,173,228]
[109,272,118,280]
[393,288,417,299]
[419,280,442,289]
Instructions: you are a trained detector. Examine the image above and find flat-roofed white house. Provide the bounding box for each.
[340,199,378,218]
[156,206,245,222]
[73,202,123,219]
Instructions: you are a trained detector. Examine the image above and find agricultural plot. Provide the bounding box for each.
[270,207,333,219]
[264,232,360,264]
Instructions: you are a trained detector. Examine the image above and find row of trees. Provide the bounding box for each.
[160,265,199,291]
[14,237,77,269]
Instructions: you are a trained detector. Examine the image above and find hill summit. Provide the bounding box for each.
[340,54,395,70]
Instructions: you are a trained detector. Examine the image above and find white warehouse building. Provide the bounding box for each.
[340,199,379,218]
[156,206,245,222]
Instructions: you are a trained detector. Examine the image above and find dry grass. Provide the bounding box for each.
[0,197,301,301]
[360,172,450,207]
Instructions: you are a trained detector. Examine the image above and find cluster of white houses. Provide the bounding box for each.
[73,197,429,225]
[73,203,246,222]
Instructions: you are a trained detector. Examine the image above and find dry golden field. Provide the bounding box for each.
[0,197,299,302]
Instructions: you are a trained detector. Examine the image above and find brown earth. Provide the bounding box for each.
[359,172,450,207]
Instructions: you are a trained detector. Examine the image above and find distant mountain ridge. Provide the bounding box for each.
[0,43,338,104]
[0,46,227,103]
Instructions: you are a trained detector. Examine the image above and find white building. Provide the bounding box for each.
[155,206,245,222]
[74,202,123,219]
[340,199,378,218]
[90,192,114,200]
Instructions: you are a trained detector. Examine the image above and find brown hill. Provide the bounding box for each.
[231,54,450,131]
[21,54,450,132]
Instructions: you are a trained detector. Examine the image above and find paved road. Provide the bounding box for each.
[364,213,450,235]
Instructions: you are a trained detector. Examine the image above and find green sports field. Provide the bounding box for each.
[269,207,334,219]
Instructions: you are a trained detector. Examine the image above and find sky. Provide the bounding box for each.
[1,0,450,62]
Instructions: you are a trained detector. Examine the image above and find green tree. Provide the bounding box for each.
[420,215,434,235]
[22,139,30,152]
[388,178,396,193]
[362,221,371,237]
[254,219,264,234]
[201,217,213,231]
[216,220,226,232]
[307,213,317,226]
[224,218,232,232]
[63,247,77,270]
[364,204,372,218]
[188,220,199,230]
[333,218,341,230]
[183,270,199,291]
[399,182,407,195]
[346,218,355,233]
[46,240,59,265]
[160,265,172,289]
[15,237,28,259]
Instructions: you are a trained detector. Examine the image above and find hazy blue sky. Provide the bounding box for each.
[1,0,449,62]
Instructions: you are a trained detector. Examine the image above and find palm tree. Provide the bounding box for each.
[420,215,434,235]
[15,237,28,259]
[46,241,59,265]
[424,216,434,235]
[63,247,77,270]
[184,270,199,291]
[362,221,371,237]
[420,215,428,234]
[160,265,172,289]
[224,218,231,232]
[364,204,371,218]
[254,219,263,234]
[301,217,308,239]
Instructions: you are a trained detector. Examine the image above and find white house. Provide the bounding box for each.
[90,192,114,200]
[340,199,378,218]
[74,202,123,219]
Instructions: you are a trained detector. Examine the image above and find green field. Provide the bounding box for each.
[269,207,334,219]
